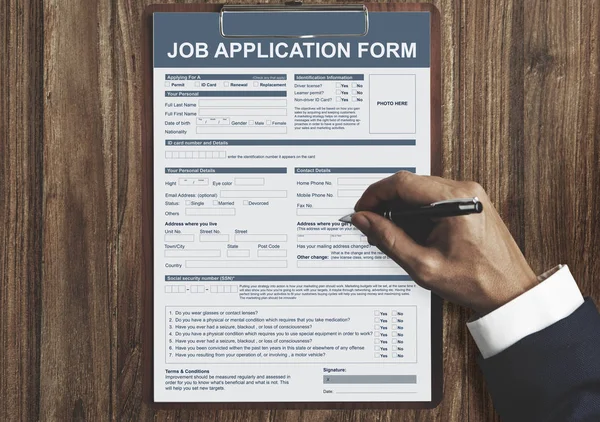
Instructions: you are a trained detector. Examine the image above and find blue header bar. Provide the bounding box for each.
[153,12,431,68]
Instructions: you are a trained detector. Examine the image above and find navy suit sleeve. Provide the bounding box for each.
[479,298,600,422]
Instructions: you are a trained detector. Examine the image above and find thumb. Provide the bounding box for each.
[351,211,431,276]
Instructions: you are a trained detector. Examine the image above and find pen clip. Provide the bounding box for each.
[429,197,480,207]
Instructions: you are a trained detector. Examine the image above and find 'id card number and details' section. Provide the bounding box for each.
[152,12,433,402]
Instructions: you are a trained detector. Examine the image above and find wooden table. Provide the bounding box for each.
[1,0,599,420]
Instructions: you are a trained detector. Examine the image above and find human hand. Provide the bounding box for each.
[352,171,538,315]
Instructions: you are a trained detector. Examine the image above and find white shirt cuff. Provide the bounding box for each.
[466,265,583,359]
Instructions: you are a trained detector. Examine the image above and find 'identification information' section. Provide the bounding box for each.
[153,11,433,402]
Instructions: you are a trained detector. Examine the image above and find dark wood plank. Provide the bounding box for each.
[523,1,600,300]
[0,1,44,421]
[456,0,526,420]
[40,0,116,420]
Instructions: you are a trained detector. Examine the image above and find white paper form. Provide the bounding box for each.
[152,11,434,402]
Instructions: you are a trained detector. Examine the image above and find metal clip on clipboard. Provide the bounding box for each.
[219,2,369,39]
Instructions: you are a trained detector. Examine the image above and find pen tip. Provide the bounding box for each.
[339,214,354,223]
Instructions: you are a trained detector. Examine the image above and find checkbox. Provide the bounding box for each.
[393,346,398,351]
[243,200,249,205]
[253,81,259,87]
[266,120,271,125]
[392,339,398,344]
[374,325,380,330]
[393,353,399,358]
[375,346,380,351]
[352,90,357,95]
[336,83,341,88]
[392,325,397,330]
[195,81,201,87]
[248,120,254,125]
[392,317,398,322]
[375,339,380,344]
[336,90,341,95]
[374,332,380,337]
[392,311,398,316]
[374,353,380,358]
[352,97,357,102]
[352,83,357,88]
[213,200,219,205]
[224,82,230,87]
[164,81,170,87]
[374,317,380,323]
[374,311,380,316]
[336,96,342,102]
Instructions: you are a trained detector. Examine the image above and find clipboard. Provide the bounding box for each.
[142,2,442,410]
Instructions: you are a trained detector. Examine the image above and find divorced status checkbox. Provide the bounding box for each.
[243,200,249,205]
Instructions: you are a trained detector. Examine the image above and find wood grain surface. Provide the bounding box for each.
[1,0,599,421]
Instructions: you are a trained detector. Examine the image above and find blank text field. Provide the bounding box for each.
[185,208,236,216]
[296,208,351,217]
[337,189,364,198]
[186,260,287,268]
[257,249,287,258]
[297,234,331,242]
[221,190,287,199]
[197,126,287,135]
[198,98,287,108]
[235,234,288,242]
[199,234,230,242]
[198,108,287,116]
[227,249,251,258]
[331,234,366,242]
[234,177,265,186]
[164,249,221,258]
[297,260,398,268]
[164,234,194,242]
[337,177,381,186]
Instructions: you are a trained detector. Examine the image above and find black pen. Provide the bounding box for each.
[339,197,483,223]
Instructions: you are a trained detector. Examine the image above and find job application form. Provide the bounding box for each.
[152,11,434,402]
